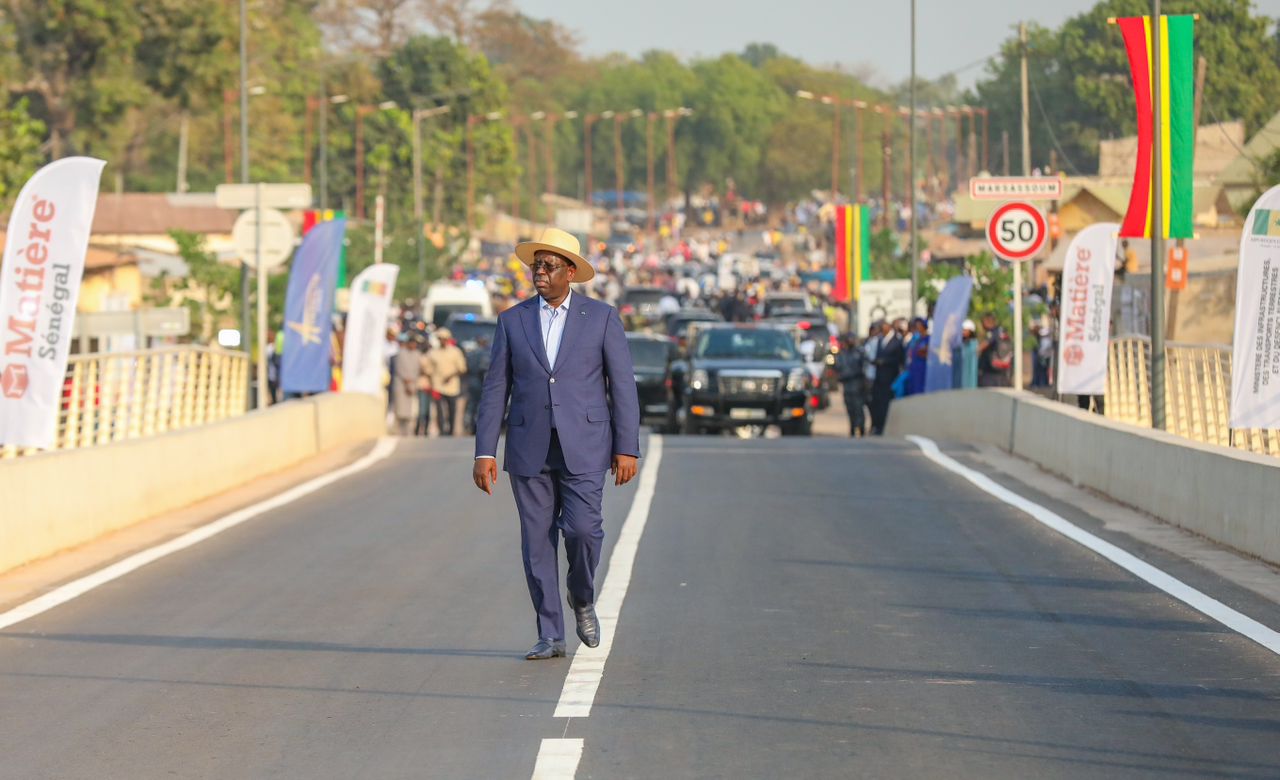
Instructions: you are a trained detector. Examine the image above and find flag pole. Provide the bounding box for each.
[1150,0,1167,429]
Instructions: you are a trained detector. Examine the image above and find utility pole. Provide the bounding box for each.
[238,0,252,404]
[646,112,656,234]
[1015,20,1031,392]
[413,108,425,296]
[584,113,597,209]
[176,111,190,193]
[831,98,842,198]
[909,0,918,317]
[1150,0,1167,430]
[319,92,329,211]
[880,122,892,230]
[854,103,864,201]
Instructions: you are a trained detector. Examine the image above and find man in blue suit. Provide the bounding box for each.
[472,228,641,660]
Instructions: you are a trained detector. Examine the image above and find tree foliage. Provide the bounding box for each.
[970,0,1280,174]
[0,98,46,210]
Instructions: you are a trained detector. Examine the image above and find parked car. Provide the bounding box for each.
[626,333,679,432]
[619,286,668,330]
[671,323,813,436]
[765,313,835,408]
[665,308,724,350]
[762,292,816,319]
[443,314,498,355]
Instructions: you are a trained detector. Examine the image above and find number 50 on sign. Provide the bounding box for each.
[986,201,1047,262]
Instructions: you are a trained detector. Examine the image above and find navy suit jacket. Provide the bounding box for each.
[474,293,641,477]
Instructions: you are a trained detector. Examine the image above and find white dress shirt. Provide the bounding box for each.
[540,289,571,369]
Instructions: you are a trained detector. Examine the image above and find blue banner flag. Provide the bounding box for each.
[924,275,974,394]
[281,218,345,394]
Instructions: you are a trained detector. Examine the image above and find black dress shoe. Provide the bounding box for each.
[567,595,601,648]
[525,638,566,660]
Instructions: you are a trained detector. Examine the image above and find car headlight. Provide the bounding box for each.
[786,368,808,393]
[690,369,709,391]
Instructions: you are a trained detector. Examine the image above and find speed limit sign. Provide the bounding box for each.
[986,201,1047,261]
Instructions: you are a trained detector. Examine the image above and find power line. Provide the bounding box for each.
[1026,69,1083,176]
[1202,99,1266,169]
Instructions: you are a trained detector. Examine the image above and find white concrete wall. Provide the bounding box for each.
[886,389,1280,566]
[0,393,385,575]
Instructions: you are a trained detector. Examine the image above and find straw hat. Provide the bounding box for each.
[514,227,595,283]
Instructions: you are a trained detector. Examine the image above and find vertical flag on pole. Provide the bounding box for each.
[833,205,871,304]
[1116,14,1196,239]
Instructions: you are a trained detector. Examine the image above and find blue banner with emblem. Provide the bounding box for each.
[281,218,345,394]
[924,275,974,394]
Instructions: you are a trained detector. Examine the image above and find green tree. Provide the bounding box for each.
[156,230,241,343]
[683,55,784,197]
[0,98,46,210]
[971,0,1280,174]
[4,0,143,157]
[377,34,514,226]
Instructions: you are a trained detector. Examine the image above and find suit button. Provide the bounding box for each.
[549,377,556,384]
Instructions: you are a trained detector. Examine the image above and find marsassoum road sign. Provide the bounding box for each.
[986,201,1047,262]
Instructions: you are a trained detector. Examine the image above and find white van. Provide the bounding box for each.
[422,281,494,327]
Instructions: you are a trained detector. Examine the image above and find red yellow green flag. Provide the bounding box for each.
[833,205,871,303]
[1117,15,1196,239]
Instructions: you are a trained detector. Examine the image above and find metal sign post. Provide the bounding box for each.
[217,182,309,410]
[986,201,1048,391]
[255,182,267,410]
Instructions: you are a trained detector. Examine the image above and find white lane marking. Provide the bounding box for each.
[531,738,584,779]
[0,437,399,631]
[906,435,1280,657]
[554,435,664,719]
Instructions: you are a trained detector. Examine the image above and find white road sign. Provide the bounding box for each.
[986,201,1047,262]
[969,176,1063,201]
[215,183,312,210]
[232,208,296,269]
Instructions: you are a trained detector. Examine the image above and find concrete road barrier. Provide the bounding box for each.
[886,389,1280,566]
[0,393,385,575]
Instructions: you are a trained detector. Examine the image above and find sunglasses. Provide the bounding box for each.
[531,260,569,273]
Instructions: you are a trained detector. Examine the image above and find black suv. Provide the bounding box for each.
[672,323,813,436]
[626,333,679,432]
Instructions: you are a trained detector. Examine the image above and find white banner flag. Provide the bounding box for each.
[342,263,399,396]
[1230,183,1280,428]
[0,157,106,448]
[1057,222,1118,395]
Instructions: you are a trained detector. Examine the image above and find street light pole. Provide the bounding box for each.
[909,0,918,318]
[412,105,450,297]
[1017,20,1031,392]
[646,112,656,234]
[238,0,252,403]
[1150,0,1167,429]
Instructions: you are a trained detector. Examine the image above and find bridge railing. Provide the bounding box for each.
[1,346,250,460]
[1106,336,1280,457]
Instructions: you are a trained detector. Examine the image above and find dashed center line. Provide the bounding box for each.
[533,435,663,779]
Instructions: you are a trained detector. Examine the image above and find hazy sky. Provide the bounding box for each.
[511,0,1280,87]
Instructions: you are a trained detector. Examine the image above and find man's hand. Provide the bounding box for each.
[611,454,639,486]
[473,458,498,495]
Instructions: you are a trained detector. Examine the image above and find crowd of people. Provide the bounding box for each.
[386,320,477,438]
[833,313,1018,437]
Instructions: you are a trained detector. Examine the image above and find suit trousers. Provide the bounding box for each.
[509,431,606,641]
[869,375,896,435]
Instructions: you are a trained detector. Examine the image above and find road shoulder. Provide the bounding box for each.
[943,440,1280,631]
[0,439,381,615]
